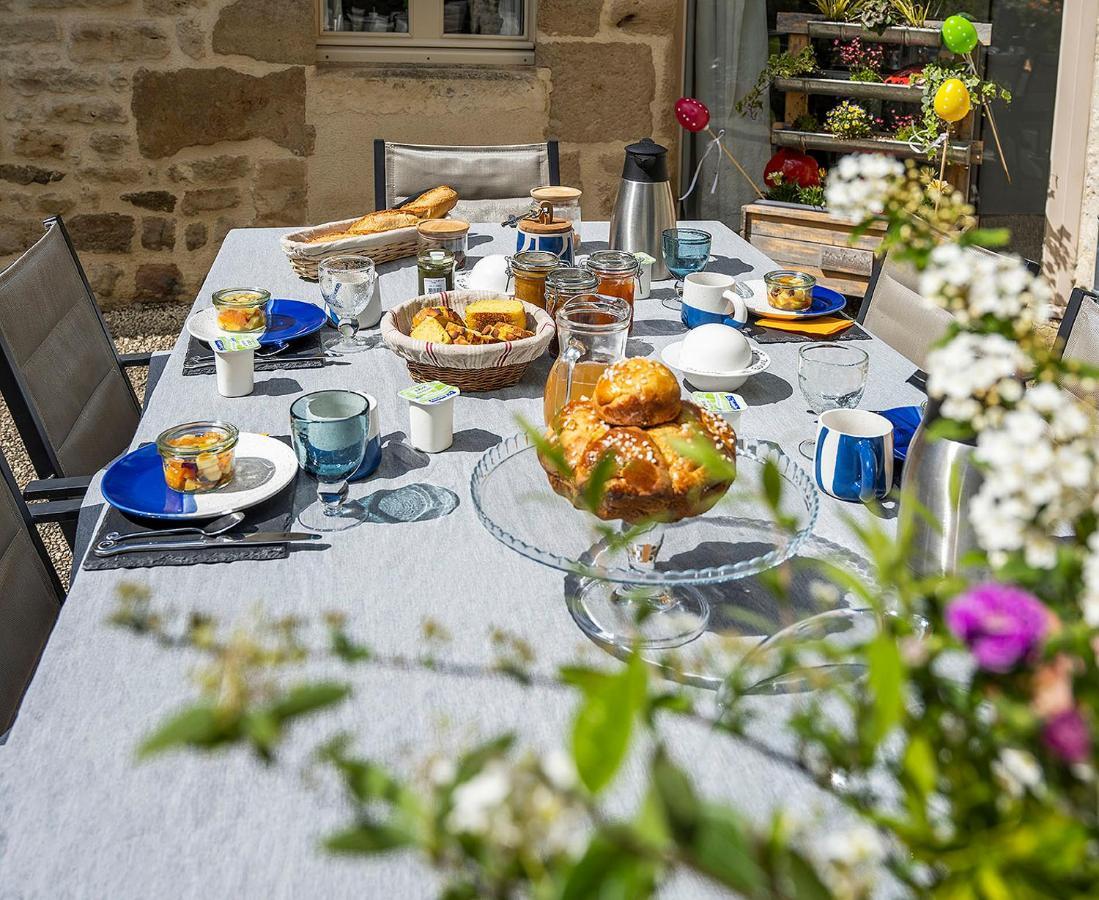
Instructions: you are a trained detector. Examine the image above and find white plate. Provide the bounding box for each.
[661,342,770,391]
[101,432,299,521]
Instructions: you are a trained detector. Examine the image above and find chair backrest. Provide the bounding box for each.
[0,451,62,737]
[857,255,954,370]
[373,139,560,222]
[0,217,140,479]
[1056,287,1099,406]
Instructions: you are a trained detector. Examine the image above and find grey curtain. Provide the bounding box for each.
[680,0,770,230]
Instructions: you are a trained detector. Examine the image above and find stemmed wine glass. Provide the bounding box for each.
[319,255,377,355]
[291,390,369,532]
[797,343,870,459]
[661,227,712,310]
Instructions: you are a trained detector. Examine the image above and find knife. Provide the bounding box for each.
[93,532,323,558]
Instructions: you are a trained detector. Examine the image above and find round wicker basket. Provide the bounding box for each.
[381,291,555,393]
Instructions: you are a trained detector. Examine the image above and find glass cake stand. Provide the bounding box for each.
[471,434,821,653]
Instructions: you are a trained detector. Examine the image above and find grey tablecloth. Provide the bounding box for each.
[0,223,925,898]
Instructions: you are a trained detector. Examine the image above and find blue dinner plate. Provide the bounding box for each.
[797,286,846,318]
[742,282,848,320]
[260,298,327,346]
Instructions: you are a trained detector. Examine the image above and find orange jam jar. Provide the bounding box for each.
[506,250,560,310]
[584,250,640,327]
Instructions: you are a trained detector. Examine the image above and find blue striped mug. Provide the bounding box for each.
[814,409,894,503]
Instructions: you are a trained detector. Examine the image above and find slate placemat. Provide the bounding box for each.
[83,438,315,571]
[182,330,333,376]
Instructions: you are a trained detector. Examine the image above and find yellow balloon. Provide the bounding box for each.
[934,78,972,123]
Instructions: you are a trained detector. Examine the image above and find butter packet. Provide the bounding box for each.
[691,391,746,427]
[212,335,261,352]
[399,381,460,406]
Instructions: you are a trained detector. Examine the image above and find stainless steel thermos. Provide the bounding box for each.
[609,138,677,281]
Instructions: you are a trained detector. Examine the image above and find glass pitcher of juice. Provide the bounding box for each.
[543,294,631,426]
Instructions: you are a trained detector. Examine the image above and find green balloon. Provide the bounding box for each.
[942,14,979,55]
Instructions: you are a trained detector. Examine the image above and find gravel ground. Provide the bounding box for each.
[2,303,189,587]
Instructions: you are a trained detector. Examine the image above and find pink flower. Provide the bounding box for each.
[945,583,1049,672]
[1042,709,1092,764]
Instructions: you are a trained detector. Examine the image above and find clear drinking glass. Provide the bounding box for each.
[797,343,870,459]
[661,227,712,310]
[319,255,377,356]
[291,390,369,533]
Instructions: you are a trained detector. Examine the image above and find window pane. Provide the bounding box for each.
[323,0,409,33]
[444,0,524,35]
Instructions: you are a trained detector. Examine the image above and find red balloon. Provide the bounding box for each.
[675,97,710,133]
[764,149,822,189]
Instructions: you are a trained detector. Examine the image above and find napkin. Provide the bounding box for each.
[753,315,856,336]
[182,330,332,376]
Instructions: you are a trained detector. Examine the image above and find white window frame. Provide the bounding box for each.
[316,0,537,65]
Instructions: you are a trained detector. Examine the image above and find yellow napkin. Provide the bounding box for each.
[755,315,855,337]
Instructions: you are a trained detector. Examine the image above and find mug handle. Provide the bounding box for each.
[722,289,749,329]
[855,440,880,503]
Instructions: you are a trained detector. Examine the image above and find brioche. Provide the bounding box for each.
[538,358,737,524]
[593,358,681,427]
[412,306,464,330]
[465,298,526,332]
[410,317,451,343]
[399,185,458,220]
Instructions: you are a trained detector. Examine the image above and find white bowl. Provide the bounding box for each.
[680,323,752,372]
[661,341,770,391]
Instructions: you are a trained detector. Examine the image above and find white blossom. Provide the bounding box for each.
[825,154,904,224]
[992,748,1043,798]
[926,332,1028,431]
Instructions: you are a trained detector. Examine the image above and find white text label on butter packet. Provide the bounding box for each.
[691,391,744,413]
[399,381,460,405]
[213,336,261,352]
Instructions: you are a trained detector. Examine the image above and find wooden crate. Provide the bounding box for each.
[742,200,887,299]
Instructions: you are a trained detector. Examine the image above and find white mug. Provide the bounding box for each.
[815,409,894,503]
[681,272,749,329]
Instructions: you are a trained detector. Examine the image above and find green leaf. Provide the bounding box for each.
[961,227,1010,249]
[517,415,571,478]
[580,449,618,513]
[265,682,350,722]
[330,629,372,662]
[455,733,515,784]
[324,822,413,855]
[241,711,280,761]
[903,734,937,797]
[691,806,766,896]
[572,653,646,794]
[651,748,699,838]
[668,434,737,483]
[866,634,905,746]
[562,833,658,900]
[138,703,238,758]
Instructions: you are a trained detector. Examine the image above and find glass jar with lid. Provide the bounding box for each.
[417,218,470,270]
[544,267,599,354]
[506,250,560,310]
[531,186,582,250]
[417,248,455,295]
[584,250,640,327]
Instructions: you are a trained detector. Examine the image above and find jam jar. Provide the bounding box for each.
[584,250,640,326]
[544,267,599,354]
[506,250,560,310]
[417,248,455,294]
[417,218,470,270]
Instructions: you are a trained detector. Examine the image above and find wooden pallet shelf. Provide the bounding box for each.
[776,12,991,48]
[772,126,981,166]
[772,76,923,103]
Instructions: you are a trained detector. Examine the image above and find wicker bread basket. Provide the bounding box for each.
[280,218,419,280]
[381,290,555,392]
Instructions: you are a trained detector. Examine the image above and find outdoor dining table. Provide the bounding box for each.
[0,221,927,898]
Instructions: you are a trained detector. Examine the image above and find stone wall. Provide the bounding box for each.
[0,0,682,307]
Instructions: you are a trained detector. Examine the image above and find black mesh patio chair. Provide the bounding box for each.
[1056,286,1099,407]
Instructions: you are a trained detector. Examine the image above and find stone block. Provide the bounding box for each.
[212,0,314,65]
[67,212,134,252]
[181,187,241,214]
[89,132,129,158]
[184,221,207,250]
[537,0,602,36]
[168,155,251,183]
[0,18,61,44]
[11,67,100,95]
[47,99,127,124]
[28,0,127,7]
[70,22,171,63]
[134,263,184,302]
[35,193,77,216]
[176,19,204,59]
[0,163,64,185]
[121,190,177,212]
[81,166,144,183]
[132,66,313,159]
[536,42,654,142]
[558,148,582,189]
[607,0,679,35]
[141,216,175,250]
[145,0,205,13]
[0,218,40,256]
[86,262,123,299]
[253,157,306,225]
[14,128,67,159]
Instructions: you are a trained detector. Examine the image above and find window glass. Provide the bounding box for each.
[443,0,524,35]
[323,0,409,33]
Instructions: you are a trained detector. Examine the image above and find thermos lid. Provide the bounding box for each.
[621,137,669,183]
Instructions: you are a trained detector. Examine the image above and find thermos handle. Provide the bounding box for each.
[856,440,880,503]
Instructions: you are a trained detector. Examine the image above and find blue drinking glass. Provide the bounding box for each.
[661,227,712,310]
[290,390,369,532]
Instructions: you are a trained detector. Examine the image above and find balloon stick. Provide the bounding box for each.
[705,126,765,198]
[966,53,1011,183]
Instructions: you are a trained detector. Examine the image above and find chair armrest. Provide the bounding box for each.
[24,475,92,501]
[27,497,83,525]
[120,351,153,369]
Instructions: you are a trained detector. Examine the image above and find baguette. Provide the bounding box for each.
[398,185,458,220]
[346,210,422,235]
